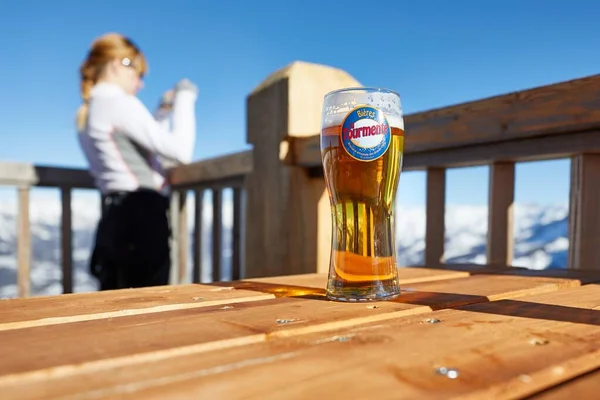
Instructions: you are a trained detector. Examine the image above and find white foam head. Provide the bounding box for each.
[322,87,404,130]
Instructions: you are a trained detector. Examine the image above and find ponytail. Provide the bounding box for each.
[76,76,94,131]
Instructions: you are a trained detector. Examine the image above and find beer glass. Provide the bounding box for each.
[321,87,404,302]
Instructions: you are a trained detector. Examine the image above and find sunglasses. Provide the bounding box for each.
[121,57,145,79]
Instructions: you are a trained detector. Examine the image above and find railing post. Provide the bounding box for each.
[568,154,600,270]
[61,187,73,293]
[193,189,204,283]
[169,191,180,285]
[212,189,222,282]
[487,162,515,267]
[232,187,242,281]
[177,191,188,283]
[17,186,31,297]
[244,61,361,278]
[425,167,446,266]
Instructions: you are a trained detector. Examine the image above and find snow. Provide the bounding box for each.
[0,193,571,298]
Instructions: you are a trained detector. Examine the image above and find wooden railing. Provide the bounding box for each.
[168,150,252,284]
[2,61,600,298]
[0,163,95,296]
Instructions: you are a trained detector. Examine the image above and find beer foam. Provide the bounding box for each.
[322,89,403,130]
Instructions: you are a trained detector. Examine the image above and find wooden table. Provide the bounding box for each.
[1,265,600,399]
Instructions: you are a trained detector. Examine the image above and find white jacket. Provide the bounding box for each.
[77,82,196,195]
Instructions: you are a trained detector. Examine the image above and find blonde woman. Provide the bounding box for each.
[76,33,197,290]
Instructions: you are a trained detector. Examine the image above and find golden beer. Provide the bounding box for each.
[321,88,404,301]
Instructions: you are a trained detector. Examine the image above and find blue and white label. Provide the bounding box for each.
[341,106,391,162]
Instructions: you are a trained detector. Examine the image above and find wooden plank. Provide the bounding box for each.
[399,274,582,310]
[60,187,73,294]
[0,272,580,380]
[169,150,253,189]
[0,297,432,381]
[136,285,600,400]
[417,264,600,284]
[34,165,95,188]
[294,130,600,172]
[0,162,37,186]
[530,368,600,399]
[218,267,472,295]
[487,162,515,267]
[403,130,600,171]
[7,281,600,399]
[217,270,583,308]
[0,284,274,332]
[568,154,600,270]
[212,189,223,282]
[17,187,30,298]
[177,191,188,283]
[177,175,246,191]
[192,189,203,283]
[0,162,95,188]
[425,167,446,266]
[405,73,600,153]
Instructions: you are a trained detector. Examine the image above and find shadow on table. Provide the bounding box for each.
[213,279,600,326]
[455,299,600,326]
[417,263,600,285]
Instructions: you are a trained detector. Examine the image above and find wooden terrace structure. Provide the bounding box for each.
[0,62,599,398]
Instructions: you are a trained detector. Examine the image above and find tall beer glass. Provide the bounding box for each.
[321,87,404,302]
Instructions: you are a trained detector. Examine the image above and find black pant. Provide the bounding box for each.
[90,189,171,290]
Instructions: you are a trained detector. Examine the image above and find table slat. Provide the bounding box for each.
[529,368,600,399]
[419,264,600,284]
[246,267,472,287]
[0,284,274,332]
[0,297,430,381]
[399,274,582,309]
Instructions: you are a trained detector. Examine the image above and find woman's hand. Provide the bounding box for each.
[157,79,197,113]
[174,78,198,95]
[158,89,174,110]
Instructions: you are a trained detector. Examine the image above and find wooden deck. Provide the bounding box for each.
[1,265,599,399]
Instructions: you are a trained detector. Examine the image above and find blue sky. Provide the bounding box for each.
[0,0,597,205]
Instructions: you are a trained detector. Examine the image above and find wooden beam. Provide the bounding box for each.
[17,187,31,297]
[425,168,446,266]
[486,162,515,267]
[292,129,600,171]
[403,130,600,170]
[291,74,600,169]
[0,162,94,188]
[178,176,246,191]
[0,163,37,186]
[405,74,600,152]
[35,166,94,188]
[568,154,600,270]
[169,151,253,189]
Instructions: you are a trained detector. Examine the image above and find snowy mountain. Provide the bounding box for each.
[0,193,569,299]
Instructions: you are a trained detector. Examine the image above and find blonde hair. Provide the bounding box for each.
[75,33,148,131]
